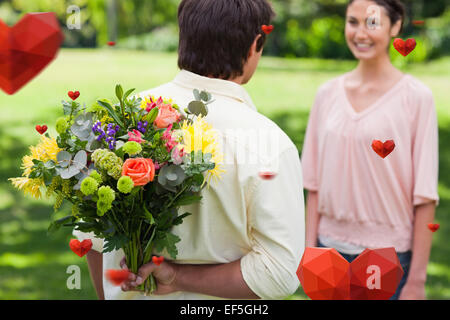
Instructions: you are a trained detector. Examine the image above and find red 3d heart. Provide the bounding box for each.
[393,38,416,57]
[69,239,93,257]
[35,125,48,135]
[105,269,131,286]
[297,247,351,300]
[412,20,425,26]
[350,248,404,300]
[68,90,80,100]
[261,25,274,35]
[372,140,395,159]
[152,256,164,266]
[428,223,440,232]
[0,13,64,95]
[107,41,116,46]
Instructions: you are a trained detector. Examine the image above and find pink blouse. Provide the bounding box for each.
[301,74,440,252]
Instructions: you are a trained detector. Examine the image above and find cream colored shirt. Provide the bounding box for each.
[74,70,305,300]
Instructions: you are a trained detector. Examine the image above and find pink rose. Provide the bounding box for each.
[154,104,181,129]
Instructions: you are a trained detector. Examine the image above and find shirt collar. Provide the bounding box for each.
[172,70,257,111]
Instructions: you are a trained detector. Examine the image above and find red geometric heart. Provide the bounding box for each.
[68,90,80,100]
[428,223,440,232]
[350,248,404,300]
[69,239,92,257]
[152,256,164,266]
[0,13,64,95]
[105,269,131,286]
[297,247,351,300]
[35,124,47,135]
[393,38,416,57]
[372,140,395,158]
[297,247,404,300]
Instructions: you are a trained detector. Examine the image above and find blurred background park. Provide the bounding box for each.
[0,0,449,299]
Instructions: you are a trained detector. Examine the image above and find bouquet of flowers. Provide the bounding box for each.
[9,85,224,294]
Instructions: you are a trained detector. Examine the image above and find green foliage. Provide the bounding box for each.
[153,231,181,259]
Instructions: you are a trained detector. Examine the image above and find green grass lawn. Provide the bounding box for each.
[0,49,449,299]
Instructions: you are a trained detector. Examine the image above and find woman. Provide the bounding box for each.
[301,0,439,300]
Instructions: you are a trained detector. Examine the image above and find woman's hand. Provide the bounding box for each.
[120,257,179,295]
[398,280,426,300]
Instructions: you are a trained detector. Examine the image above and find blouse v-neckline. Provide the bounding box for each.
[341,74,408,120]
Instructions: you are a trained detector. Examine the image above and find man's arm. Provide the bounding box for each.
[123,259,259,299]
[86,250,105,300]
[399,202,436,300]
[305,190,320,247]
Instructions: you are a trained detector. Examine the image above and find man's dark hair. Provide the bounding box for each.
[178,0,275,80]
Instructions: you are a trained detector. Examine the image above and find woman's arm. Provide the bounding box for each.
[86,250,105,300]
[399,202,436,300]
[305,190,320,247]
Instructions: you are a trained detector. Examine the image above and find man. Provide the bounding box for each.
[75,0,305,300]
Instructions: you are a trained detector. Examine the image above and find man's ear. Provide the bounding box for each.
[390,19,402,37]
[248,34,263,58]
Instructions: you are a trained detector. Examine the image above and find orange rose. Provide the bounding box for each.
[121,158,155,186]
[154,104,181,129]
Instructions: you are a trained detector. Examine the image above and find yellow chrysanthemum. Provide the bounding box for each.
[9,136,62,199]
[10,177,44,199]
[179,116,225,186]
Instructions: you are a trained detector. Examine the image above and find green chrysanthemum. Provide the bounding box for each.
[98,185,115,203]
[122,141,142,156]
[89,170,103,184]
[91,149,123,180]
[80,177,99,196]
[55,117,69,134]
[117,176,134,194]
[97,199,112,216]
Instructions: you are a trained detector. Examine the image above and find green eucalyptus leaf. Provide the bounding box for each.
[188,101,208,117]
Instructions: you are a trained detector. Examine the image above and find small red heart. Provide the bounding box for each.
[428,223,440,232]
[412,20,425,26]
[105,269,131,286]
[68,90,80,100]
[152,256,164,266]
[35,125,48,135]
[258,171,277,180]
[261,25,274,35]
[393,38,416,57]
[372,140,395,159]
[107,41,116,46]
[69,239,92,257]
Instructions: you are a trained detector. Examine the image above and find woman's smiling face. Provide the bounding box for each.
[345,0,402,61]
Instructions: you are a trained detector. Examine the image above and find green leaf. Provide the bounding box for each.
[188,101,208,117]
[103,234,129,253]
[47,215,74,235]
[153,231,181,259]
[97,100,125,128]
[123,88,135,100]
[173,194,202,207]
[193,89,201,101]
[147,107,159,124]
[143,206,155,225]
[172,212,192,226]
